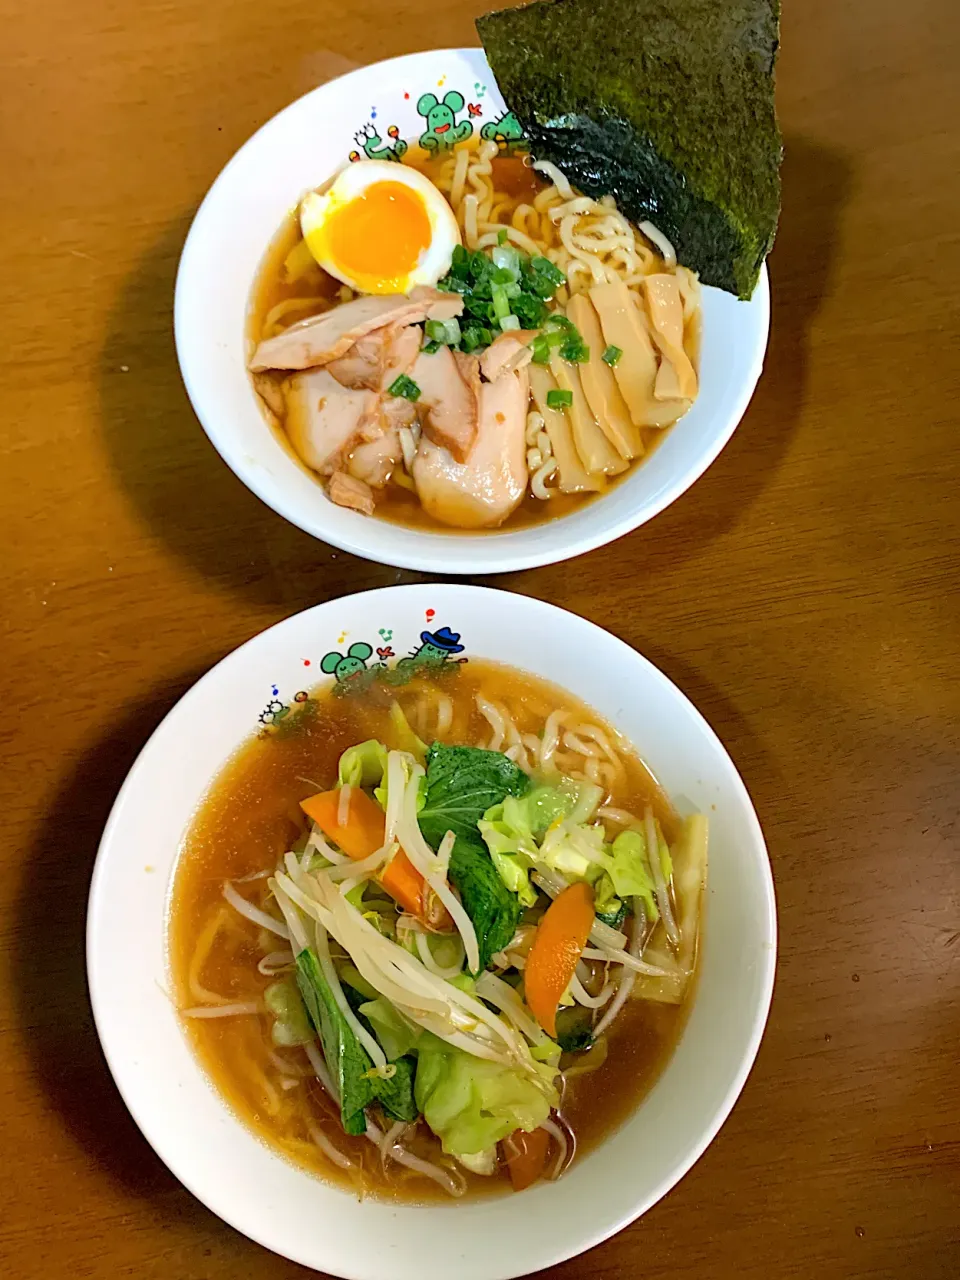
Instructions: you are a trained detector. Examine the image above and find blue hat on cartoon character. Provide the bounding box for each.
[420,626,464,653]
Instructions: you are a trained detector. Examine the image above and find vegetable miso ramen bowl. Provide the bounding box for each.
[175,46,771,573]
[88,585,776,1279]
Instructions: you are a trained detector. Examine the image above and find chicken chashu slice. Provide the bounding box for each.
[413,363,529,529]
[249,288,463,372]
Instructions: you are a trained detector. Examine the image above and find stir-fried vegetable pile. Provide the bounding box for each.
[223,717,707,1194]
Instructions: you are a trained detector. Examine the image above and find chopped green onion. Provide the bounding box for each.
[497,228,508,245]
[425,318,462,346]
[449,244,470,279]
[500,314,521,331]
[602,344,623,367]
[387,374,421,402]
[492,244,521,277]
[546,388,573,409]
[421,339,441,354]
[561,338,589,363]
[530,334,552,364]
[545,312,576,332]
[491,283,511,322]
[530,256,566,288]
[545,328,567,349]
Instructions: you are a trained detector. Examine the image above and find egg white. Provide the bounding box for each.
[300,159,461,295]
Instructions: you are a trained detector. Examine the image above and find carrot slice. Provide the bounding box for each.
[504,1127,551,1192]
[300,787,425,918]
[523,881,595,1037]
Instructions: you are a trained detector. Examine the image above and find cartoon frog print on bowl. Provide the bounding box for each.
[395,626,465,672]
[480,110,526,146]
[349,121,408,163]
[417,92,473,153]
[318,626,466,687]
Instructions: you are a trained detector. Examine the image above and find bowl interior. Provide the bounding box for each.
[88,584,776,1280]
[174,48,770,574]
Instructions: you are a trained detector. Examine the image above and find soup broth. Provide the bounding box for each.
[170,662,695,1203]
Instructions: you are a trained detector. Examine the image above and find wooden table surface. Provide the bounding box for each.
[2,1,959,1276]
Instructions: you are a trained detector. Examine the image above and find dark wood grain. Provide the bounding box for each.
[1,0,958,1276]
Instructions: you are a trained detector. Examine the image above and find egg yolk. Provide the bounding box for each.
[321,181,432,293]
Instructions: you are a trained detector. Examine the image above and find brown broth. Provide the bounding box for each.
[170,662,693,1203]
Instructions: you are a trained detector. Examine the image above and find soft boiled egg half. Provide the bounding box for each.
[300,160,461,296]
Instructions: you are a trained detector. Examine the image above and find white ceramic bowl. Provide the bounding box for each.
[174,48,770,574]
[88,584,776,1279]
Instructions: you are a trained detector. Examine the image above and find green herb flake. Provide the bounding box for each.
[546,388,573,409]
[387,374,421,402]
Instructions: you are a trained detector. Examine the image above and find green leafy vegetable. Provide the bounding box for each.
[387,374,421,402]
[602,344,623,367]
[610,829,659,922]
[591,871,622,917]
[555,1005,595,1053]
[449,834,523,972]
[418,744,530,846]
[338,962,379,1001]
[296,949,418,1131]
[372,1057,419,1122]
[264,976,314,1047]
[338,739,387,788]
[359,998,422,1061]
[414,1033,558,1156]
[296,949,375,1134]
[479,781,607,904]
[419,744,531,972]
[595,896,629,930]
[546,388,573,409]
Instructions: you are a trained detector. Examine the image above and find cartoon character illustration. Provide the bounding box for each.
[395,626,466,672]
[480,110,527,147]
[258,698,290,726]
[349,121,408,163]
[416,92,473,153]
[320,641,374,683]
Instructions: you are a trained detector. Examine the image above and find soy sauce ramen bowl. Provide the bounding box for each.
[174,48,770,574]
[88,584,776,1279]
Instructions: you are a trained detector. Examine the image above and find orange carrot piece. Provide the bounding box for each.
[301,788,384,857]
[504,1127,551,1192]
[379,850,426,918]
[523,881,595,1037]
[300,787,425,918]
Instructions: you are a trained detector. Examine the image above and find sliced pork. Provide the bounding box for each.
[328,470,376,515]
[283,368,376,475]
[413,365,528,528]
[411,346,478,462]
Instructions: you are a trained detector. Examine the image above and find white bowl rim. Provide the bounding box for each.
[174,48,771,575]
[87,584,777,1278]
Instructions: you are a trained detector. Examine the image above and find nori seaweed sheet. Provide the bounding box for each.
[477,0,782,298]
